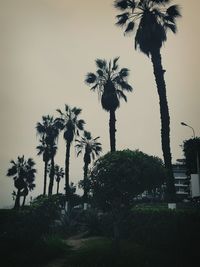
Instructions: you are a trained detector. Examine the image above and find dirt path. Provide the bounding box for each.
[41,233,100,267]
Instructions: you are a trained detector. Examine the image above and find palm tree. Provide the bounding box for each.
[114,0,181,199]
[36,115,61,196]
[54,164,64,194]
[56,105,85,200]
[36,136,51,195]
[85,57,133,152]
[75,131,102,205]
[7,156,36,209]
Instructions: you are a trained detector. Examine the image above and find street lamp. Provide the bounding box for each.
[181,122,195,138]
[181,122,200,196]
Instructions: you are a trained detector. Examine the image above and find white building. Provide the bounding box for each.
[173,161,190,200]
[190,174,200,198]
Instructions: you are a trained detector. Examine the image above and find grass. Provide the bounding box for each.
[1,235,69,267]
[64,234,200,267]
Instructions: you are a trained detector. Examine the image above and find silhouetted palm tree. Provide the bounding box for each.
[7,156,36,208]
[54,164,64,194]
[36,115,61,196]
[85,57,133,152]
[56,105,85,199]
[76,131,102,204]
[36,136,51,195]
[114,0,181,199]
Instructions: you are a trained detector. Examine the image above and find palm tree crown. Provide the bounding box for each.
[115,0,181,56]
[85,57,133,111]
[56,105,85,143]
[36,115,61,146]
[76,131,102,165]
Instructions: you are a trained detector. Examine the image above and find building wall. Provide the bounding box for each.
[190,174,200,198]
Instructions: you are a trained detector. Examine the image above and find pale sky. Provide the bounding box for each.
[0,0,199,208]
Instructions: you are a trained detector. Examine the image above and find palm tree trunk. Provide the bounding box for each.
[14,189,21,209]
[83,161,89,204]
[43,161,48,195]
[48,157,55,196]
[22,195,26,207]
[57,181,60,194]
[151,49,176,201]
[109,110,116,152]
[65,141,71,200]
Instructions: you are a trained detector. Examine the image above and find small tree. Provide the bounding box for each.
[183,137,200,174]
[54,165,64,194]
[7,156,36,209]
[75,130,102,208]
[89,150,166,246]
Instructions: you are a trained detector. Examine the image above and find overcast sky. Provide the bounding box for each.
[0,0,199,208]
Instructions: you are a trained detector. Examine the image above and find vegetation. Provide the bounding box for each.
[89,150,165,211]
[114,0,181,200]
[88,149,166,247]
[3,2,200,267]
[54,164,65,194]
[63,209,200,267]
[85,57,133,152]
[7,156,36,209]
[36,115,62,196]
[183,137,200,174]
[56,105,85,200]
[76,131,102,205]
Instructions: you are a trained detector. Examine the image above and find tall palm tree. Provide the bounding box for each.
[54,164,64,194]
[56,105,85,199]
[85,57,133,152]
[114,0,181,199]
[7,156,36,209]
[75,131,102,204]
[36,136,51,195]
[36,115,61,196]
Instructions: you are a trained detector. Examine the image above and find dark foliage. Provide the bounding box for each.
[63,208,200,267]
[183,137,200,174]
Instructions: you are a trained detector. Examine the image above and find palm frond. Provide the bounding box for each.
[56,109,63,116]
[119,68,130,77]
[166,5,181,18]
[95,59,106,69]
[116,12,129,26]
[72,107,82,116]
[117,80,133,91]
[65,104,70,112]
[7,166,17,176]
[90,83,99,91]
[85,73,97,84]
[165,22,177,33]
[124,21,135,34]
[77,150,82,157]
[112,57,120,71]
[97,69,104,77]
[116,89,127,102]
[114,0,129,10]
[77,119,85,130]
[84,131,92,140]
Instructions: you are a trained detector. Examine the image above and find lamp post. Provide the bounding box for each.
[181,122,200,196]
[181,122,195,138]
